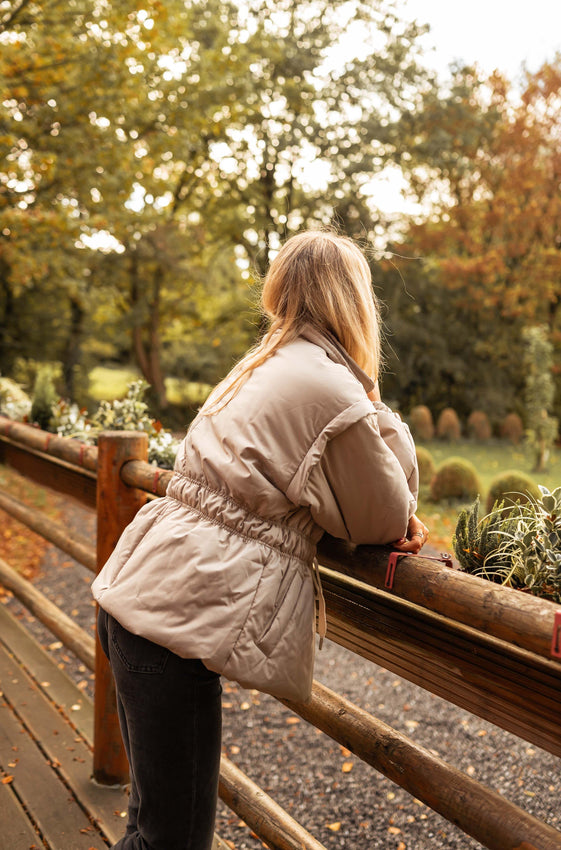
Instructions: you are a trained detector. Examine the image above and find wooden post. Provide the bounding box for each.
[93,431,148,786]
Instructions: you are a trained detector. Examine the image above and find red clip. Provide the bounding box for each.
[385,551,454,590]
[152,469,160,494]
[385,552,401,588]
[551,612,561,660]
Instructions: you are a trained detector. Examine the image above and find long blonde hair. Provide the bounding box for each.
[202,230,382,414]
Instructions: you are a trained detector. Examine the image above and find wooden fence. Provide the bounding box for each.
[0,415,560,850]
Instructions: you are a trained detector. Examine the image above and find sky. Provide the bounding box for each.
[403,0,561,81]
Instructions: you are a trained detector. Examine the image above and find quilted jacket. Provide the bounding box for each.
[92,326,418,701]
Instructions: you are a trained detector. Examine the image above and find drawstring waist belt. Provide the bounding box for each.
[312,557,327,649]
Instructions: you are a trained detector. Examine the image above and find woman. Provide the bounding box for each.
[93,230,427,850]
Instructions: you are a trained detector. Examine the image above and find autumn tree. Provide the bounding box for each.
[382,59,561,418]
[1,0,432,409]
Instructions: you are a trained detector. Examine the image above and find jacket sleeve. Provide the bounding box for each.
[301,408,418,546]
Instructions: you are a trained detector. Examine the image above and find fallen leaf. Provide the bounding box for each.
[1,775,14,784]
[388,825,401,835]
[341,761,353,773]
[327,822,341,831]
[286,717,300,725]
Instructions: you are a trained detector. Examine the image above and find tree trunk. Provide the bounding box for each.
[62,297,84,400]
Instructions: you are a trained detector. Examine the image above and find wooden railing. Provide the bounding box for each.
[1,415,560,850]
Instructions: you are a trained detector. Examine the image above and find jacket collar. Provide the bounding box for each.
[298,324,375,394]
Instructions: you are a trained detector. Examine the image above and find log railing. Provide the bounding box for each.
[1,414,561,850]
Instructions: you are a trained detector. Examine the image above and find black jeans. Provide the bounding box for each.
[97,608,222,850]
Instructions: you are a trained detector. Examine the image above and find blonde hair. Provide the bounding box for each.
[202,230,382,414]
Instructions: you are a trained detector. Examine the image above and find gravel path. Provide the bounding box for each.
[4,498,560,850]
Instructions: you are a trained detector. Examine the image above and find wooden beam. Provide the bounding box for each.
[0,438,97,508]
[281,681,561,850]
[0,556,95,669]
[219,756,327,850]
[320,566,561,756]
[0,489,96,571]
[93,431,148,787]
[318,536,560,662]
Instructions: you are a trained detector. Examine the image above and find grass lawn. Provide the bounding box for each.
[88,366,211,406]
[416,439,561,552]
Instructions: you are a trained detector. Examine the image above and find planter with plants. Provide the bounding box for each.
[453,487,561,604]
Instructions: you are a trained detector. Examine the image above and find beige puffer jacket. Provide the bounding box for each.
[92,326,418,701]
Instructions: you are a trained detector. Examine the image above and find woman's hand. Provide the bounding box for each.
[392,514,429,554]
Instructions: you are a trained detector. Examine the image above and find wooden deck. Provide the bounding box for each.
[0,604,228,850]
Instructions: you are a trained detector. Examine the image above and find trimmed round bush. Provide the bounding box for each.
[500,412,524,445]
[467,410,492,441]
[416,446,436,487]
[436,407,461,441]
[430,456,481,502]
[409,405,434,441]
[485,470,541,513]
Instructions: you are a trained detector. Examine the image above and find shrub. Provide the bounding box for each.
[430,456,481,503]
[436,407,461,441]
[408,405,434,441]
[416,446,436,487]
[467,410,492,441]
[485,470,541,513]
[500,412,524,445]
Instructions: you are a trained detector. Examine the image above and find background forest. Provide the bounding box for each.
[1,0,561,432]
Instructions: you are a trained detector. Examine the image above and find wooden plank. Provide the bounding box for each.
[0,781,42,849]
[0,604,94,741]
[0,644,129,846]
[322,572,561,756]
[0,440,97,509]
[0,692,107,849]
[0,606,233,850]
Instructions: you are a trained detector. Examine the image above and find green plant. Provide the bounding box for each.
[454,487,561,604]
[430,456,481,502]
[485,470,541,513]
[30,365,58,430]
[409,405,434,441]
[416,446,436,487]
[90,380,180,468]
[436,407,461,441]
[453,497,519,580]
[0,377,31,420]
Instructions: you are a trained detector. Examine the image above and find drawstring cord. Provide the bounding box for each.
[312,557,327,650]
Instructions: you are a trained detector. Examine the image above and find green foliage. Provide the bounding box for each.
[89,381,179,468]
[0,377,31,420]
[416,445,436,488]
[523,326,558,472]
[453,497,519,581]
[485,470,541,513]
[430,456,481,503]
[30,366,58,430]
[454,488,561,604]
